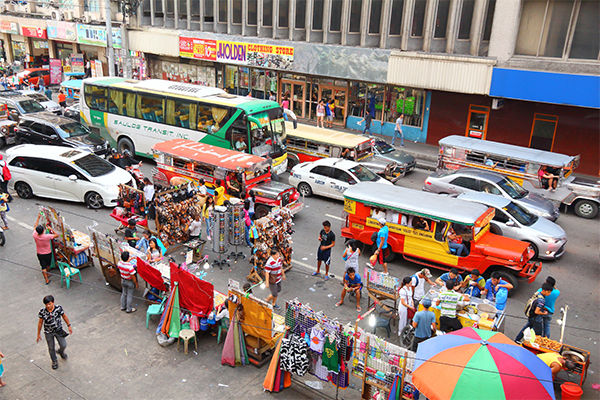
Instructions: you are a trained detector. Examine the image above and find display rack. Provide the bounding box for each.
[112,184,149,234]
[365,268,400,324]
[228,202,246,261]
[212,207,230,269]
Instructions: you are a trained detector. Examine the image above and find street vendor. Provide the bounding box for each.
[124,219,139,247]
[537,353,576,379]
[436,280,470,332]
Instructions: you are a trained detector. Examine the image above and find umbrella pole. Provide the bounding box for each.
[559,305,569,344]
[399,349,408,399]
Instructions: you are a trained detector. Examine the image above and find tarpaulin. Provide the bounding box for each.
[170,262,214,316]
[137,258,167,292]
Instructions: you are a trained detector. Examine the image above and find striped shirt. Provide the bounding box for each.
[439,290,461,318]
[118,260,136,280]
[265,256,283,284]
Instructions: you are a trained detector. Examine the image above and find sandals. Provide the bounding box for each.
[335,302,342,307]
[45,279,51,285]
[126,308,137,313]
[357,307,362,312]
[312,271,320,276]
[323,276,330,281]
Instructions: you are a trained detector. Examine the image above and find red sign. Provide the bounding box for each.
[179,37,217,61]
[22,26,47,39]
[49,59,62,85]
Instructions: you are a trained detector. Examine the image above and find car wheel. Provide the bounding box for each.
[85,192,104,209]
[255,205,271,218]
[117,137,135,155]
[574,199,598,219]
[371,243,395,262]
[496,270,518,297]
[15,182,33,199]
[287,155,299,171]
[524,241,539,260]
[297,182,312,197]
[489,223,502,235]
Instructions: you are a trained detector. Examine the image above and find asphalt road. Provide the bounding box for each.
[0,156,598,399]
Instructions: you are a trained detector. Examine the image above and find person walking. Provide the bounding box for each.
[44,86,53,101]
[316,100,325,128]
[313,220,335,280]
[117,251,139,313]
[33,213,60,285]
[58,90,67,109]
[0,349,5,387]
[327,99,335,128]
[0,154,12,201]
[515,283,553,342]
[36,295,73,370]
[0,193,9,230]
[537,276,560,338]
[411,268,435,306]
[357,109,373,136]
[392,113,404,147]
[367,218,389,274]
[411,298,436,351]
[397,277,414,333]
[264,249,285,309]
[342,240,360,274]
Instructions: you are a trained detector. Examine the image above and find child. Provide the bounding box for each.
[0,193,8,230]
[0,349,5,387]
[342,240,360,273]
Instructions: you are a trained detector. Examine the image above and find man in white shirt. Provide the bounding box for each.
[411,268,436,306]
[143,178,155,203]
[197,178,207,195]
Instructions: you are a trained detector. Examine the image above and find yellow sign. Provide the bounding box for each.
[344,199,356,214]
[351,223,364,230]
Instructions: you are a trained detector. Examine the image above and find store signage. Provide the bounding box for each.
[0,21,19,35]
[71,54,84,74]
[47,21,77,42]
[179,37,294,70]
[22,26,47,39]
[49,59,62,85]
[76,24,122,48]
[33,41,49,49]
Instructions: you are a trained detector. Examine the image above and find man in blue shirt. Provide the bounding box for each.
[367,218,389,274]
[411,298,436,351]
[516,283,552,342]
[537,276,560,338]
[435,268,463,291]
[336,267,363,312]
[481,271,514,302]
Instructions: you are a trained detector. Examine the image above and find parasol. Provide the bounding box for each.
[413,327,555,400]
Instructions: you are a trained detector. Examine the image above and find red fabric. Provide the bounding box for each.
[136,258,167,292]
[170,262,214,316]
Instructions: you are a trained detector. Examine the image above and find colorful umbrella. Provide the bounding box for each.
[413,327,555,400]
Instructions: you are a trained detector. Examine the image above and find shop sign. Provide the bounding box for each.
[22,26,47,39]
[49,59,62,85]
[71,53,84,74]
[93,60,103,78]
[47,21,77,42]
[33,41,49,49]
[0,21,19,35]
[179,37,294,70]
[76,25,122,48]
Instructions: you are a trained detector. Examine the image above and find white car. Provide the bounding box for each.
[289,157,392,200]
[7,144,133,209]
[16,90,62,115]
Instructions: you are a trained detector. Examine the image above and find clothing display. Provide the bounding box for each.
[309,326,325,353]
[279,334,309,376]
[322,335,340,373]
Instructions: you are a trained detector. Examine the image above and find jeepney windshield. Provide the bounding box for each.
[497,177,528,199]
[250,108,286,160]
[503,201,538,226]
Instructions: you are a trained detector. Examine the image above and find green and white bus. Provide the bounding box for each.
[80,77,288,174]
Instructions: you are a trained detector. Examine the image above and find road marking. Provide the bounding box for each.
[291,258,343,282]
[7,215,33,230]
[325,214,343,221]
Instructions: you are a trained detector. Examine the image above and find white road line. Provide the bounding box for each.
[325,214,343,221]
[7,215,34,230]
[291,258,343,282]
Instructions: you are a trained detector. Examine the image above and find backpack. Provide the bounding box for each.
[1,162,9,181]
[524,292,544,317]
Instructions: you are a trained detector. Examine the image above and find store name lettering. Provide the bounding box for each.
[218,42,246,62]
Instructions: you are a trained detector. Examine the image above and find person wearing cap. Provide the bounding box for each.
[411,298,436,351]
[411,268,436,306]
[367,218,389,274]
[124,219,139,247]
[460,269,486,298]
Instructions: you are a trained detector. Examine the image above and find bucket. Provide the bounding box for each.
[561,382,583,400]
[200,318,209,331]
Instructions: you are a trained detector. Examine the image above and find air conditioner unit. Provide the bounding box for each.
[51,9,61,20]
[83,12,93,23]
[62,10,75,20]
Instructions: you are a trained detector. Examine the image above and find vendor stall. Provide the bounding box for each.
[111,184,150,234]
[40,205,93,269]
[364,268,400,324]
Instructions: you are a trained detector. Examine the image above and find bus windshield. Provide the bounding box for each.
[250,108,286,159]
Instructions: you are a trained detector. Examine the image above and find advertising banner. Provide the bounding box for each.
[22,26,47,39]
[71,54,84,74]
[47,21,77,42]
[49,59,62,84]
[93,60,103,77]
[76,25,122,48]
[0,21,19,35]
[179,37,294,70]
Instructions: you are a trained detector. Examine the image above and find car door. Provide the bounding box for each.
[23,122,49,144]
[15,157,57,198]
[50,160,84,201]
[448,176,480,194]
[308,165,333,197]
[329,167,355,200]
[490,207,517,239]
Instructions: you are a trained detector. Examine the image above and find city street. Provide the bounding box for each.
[0,157,598,399]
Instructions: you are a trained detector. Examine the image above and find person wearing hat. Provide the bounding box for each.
[367,218,389,274]
[124,219,139,247]
[411,268,436,306]
[411,298,436,351]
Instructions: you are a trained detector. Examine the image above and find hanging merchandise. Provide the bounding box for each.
[110,184,149,234]
[279,334,309,376]
[154,183,206,246]
[322,335,340,373]
[228,202,245,260]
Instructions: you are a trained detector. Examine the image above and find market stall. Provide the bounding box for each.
[111,184,150,234]
[364,268,400,324]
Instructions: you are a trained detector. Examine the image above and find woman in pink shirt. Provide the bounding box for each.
[33,213,59,285]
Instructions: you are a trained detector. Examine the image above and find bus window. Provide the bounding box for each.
[465,151,485,164]
[137,94,165,123]
[331,147,342,158]
[173,157,189,169]
[166,99,198,130]
[195,164,214,177]
[198,103,229,134]
[124,91,136,117]
[108,89,123,114]
[84,84,108,111]
[227,113,248,151]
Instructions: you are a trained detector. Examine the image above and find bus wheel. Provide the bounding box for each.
[118,137,135,155]
[495,270,518,297]
[371,243,395,262]
[255,205,271,218]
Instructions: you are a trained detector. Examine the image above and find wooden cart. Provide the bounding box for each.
[365,269,399,324]
[89,225,123,290]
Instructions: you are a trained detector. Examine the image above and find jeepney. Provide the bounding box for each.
[342,182,542,294]
[60,73,84,100]
[151,139,303,217]
[438,135,599,219]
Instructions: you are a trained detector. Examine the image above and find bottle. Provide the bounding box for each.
[496,287,508,311]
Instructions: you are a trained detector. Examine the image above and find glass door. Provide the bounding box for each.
[465,105,490,139]
[319,85,348,126]
[281,79,306,118]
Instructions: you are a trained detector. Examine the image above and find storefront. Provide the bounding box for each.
[10,35,27,65]
[0,21,19,63]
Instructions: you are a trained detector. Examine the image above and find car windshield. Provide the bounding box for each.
[18,100,45,113]
[28,94,49,102]
[503,201,538,226]
[375,140,394,154]
[57,122,91,138]
[497,177,528,199]
[349,165,380,182]
[72,154,115,177]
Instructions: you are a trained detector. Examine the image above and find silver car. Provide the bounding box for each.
[457,192,567,260]
[423,168,559,221]
[17,90,62,115]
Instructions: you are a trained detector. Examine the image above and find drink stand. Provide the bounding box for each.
[228,203,246,261]
[110,184,151,234]
[364,269,400,325]
[212,207,230,270]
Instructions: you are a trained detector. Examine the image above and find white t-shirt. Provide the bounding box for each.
[188,220,202,236]
[395,116,403,131]
[411,274,426,301]
[198,185,207,195]
[144,184,155,202]
[399,286,413,309]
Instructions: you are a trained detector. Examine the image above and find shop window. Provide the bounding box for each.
[330,0,342,32]
[84,84,108,112]
[166,98,198,130]
[384,87,425,127]
[434,0,450,38]
[279,0,289,28]
[218,0,227,23]
[349,82,367,117]
[389,0,404,36]
[482,0,495,41]
[312,0,324,30]
[570,1,600,60]
[248,0,257,25]
[458,0,475,40]
[368,0,383,34]
[295,0,306,29]
[204,0,214,22]
[232,0,242,24]
[136,94,164,123]
[349,0,362,33]
[411,0,426,37]
[263,0,273,27]
[84,0,100,13]
[529,114,558,152]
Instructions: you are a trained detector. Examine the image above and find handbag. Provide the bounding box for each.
[407,307,416,320]
[268,271,277,285]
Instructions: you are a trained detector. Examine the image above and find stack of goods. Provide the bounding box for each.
[155,185,206,245]
[250,208,294,270]
[212,207,229,254]
[39,205,92,267]
[116,185,145,217]
[228,203,245,246]
[364,268,399,295]
[534,336,562,352]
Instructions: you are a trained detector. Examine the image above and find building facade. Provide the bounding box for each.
[1,0,598,175]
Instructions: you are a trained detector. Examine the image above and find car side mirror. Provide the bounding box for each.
[68,174,77,181]
[505,220,516,227]
[50,135,59,140]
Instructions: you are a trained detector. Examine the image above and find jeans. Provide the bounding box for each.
[45,332,67,363]
[449,242,468,256]
[121,279,135,311]
[515,316,543,342]
[362,126,371,136]
[205,216,213,237]
[245,225,252,246]
[541,312,553,338]
[391,130,404,146]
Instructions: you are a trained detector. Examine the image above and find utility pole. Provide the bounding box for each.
[115,0,141,79]
[105,0,115,76]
